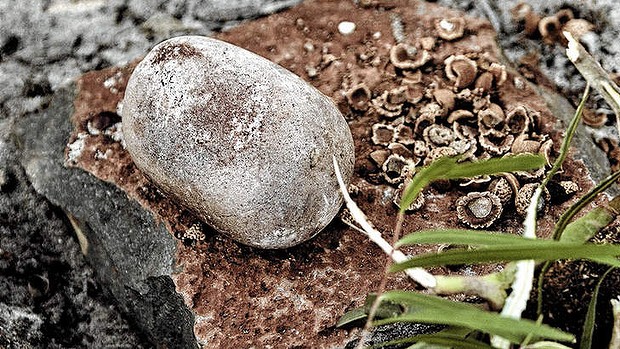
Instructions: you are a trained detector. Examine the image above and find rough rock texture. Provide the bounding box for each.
[4,0,620,348]
[0,118,150,348]
[1,0,303,347]
[122,36,355,249]
[15,86,196,348]
[55,0,601,348]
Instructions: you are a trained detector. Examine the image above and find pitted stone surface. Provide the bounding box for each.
[122,36,355,249]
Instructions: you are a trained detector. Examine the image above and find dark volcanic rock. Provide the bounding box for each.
[14,85,196,348]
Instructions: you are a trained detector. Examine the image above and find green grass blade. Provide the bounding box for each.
[443,154,545,180]
[390,243,620,271]
[580,267,615,349]
[399,155,544,214]
[375,291,575,344]
[560,206,616,243]
[540,84,589,190]
[399,157,456,213]
[397,229,537,247]
[336,307,367,328]
[553,171,620,240]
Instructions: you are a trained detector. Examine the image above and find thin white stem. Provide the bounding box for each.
[610,297,620,349]
[333,156,437,289]
[492,187,541,348]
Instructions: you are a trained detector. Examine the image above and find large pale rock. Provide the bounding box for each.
[121,36,355,249]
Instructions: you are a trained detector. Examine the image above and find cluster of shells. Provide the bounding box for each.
[346,17,578,229]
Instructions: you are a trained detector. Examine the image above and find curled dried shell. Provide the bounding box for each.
[506,105,531,135]
[563,19,595,40]
[474,72,494,94]
[582,108,607,127]
[478,103,506,133]
[448,110,478,140]
[511,134,541,154]
[412,140,428,158]
[448,109,475,124]
[472,95,491,113]
[371,123,395,145]
[539,15,561,44]
[456,191,503,229]
[436,17,466,41]
[424,146,458,165]
[453,138,478,161]
[515,183,549,216]
[433,88,456,115]
[413,113,435,136]
[419,36,436,51]
[539,139,554,167]
[404,83,424,103]
[382,154,413,184]
[369,149,390,166]
[459,175,492,190]
[511,2,540,37]
[555,8,574,25]
[479,130,514,156]
[424,124,454,147]
[452,121,478,140]
[346,83,372,111]
[445,55,478,89]
[390,43,431,70]
[388,142,414,160]
[450,138,475,155]
[488,63,507,87]
[372,91,403,118]
[489,173,519,205]
[394,124,415,145]
[420,102,444,120]
[403,70,423,85]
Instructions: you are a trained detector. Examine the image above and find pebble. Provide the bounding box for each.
[338,21,356,35]
[121,36,355,249]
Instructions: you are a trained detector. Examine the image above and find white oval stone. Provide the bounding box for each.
[338,21,356,35]
[121,36,355,249]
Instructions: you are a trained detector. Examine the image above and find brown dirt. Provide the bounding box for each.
[66,0,608,347]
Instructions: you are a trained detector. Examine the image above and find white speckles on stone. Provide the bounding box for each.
[66,132,87,164]
[337,21,356,35]
[121,36,355,249]
[103,71,123,94]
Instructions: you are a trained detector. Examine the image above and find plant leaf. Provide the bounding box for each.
[442,154,545,180]
[580,267,615,349]
[397,229,537,248]
[399,157,456,213]
[391,243,620,271]
[375,291,575,344]
[553,171,620,240]
[560,206,617,243]
[399,155,544,214]
[336,307,367,328]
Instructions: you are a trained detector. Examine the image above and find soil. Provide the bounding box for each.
[63,0,617,348]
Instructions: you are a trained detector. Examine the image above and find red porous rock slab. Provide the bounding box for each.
[66,0,597,347]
